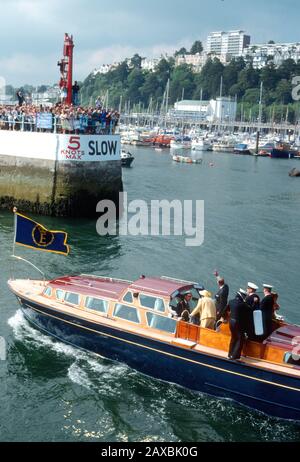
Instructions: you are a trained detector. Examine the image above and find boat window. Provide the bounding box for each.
[44,287,52,297]
[283,352,300,366]
[139,294,165,312]
[85,297,109,314]
[56,289,65,301]
[146,312,177,334]
[113,303,140,324]
[123,291,133,304]
[64,292,79,306]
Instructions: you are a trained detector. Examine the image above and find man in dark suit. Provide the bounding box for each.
[170,292,192,321]
[245,282,260,308]
[244,282,260,339]
[227,289,249,360]
[260,284,274,338]
[215,276,229,321]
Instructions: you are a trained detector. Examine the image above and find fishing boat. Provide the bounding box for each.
[121,150,134,167]
[170,136,192,150]
[191,138,212,151]
[172,155,202,164]
[8,273,300,421]
[150,134,174,148]
[253,142,296,159]
[212,140,235,153]
[233,143,251,155]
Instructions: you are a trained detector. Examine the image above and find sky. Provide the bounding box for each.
[0,0,300,86]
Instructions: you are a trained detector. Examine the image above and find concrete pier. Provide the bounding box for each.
[0,131,123,217]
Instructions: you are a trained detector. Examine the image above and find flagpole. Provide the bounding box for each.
[12,206,17,257]
[10,206,18,281]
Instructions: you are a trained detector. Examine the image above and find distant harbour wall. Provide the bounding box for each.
[0,131,123,217]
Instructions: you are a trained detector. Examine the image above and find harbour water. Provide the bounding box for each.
[1,147,300,441]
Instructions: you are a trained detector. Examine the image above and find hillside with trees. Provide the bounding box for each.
[80,38,300,123]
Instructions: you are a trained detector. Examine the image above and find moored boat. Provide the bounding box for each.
[234,143,251,155]
[8,273,300,421]
[252,142,296,159]
[212,140,235,153]
[172,155,202,164]
[191,138,212,151]
[170,136,192,150]
[121,150,134,167]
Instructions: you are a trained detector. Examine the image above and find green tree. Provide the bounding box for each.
[169,64,195,103]
[196,58,225,98]
[110,61,130,83]
[243,88,260,104]
[174,47,188,57]
[238,64,260,91]
[223,58,246,93]
[130,54,143,69]
[140,73,160,104]
[260,63,279,90]
[277,59,297,80]
[156,58,174,87]
[274,79,293,104]
[190,41,203,55]
[126,68,145,103]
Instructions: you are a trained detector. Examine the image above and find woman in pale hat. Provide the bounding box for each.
[190,290,216,329]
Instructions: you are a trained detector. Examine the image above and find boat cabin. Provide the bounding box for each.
[11,274,300,370]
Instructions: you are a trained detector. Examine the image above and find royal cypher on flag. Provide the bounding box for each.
[14,212,70,256]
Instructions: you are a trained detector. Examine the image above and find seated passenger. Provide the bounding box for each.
[169,292,192,321]
[190,290,216,329]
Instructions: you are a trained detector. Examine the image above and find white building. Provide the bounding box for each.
[175,53,207,72]
[172,97,237,122]
[243,42,300,69]
[175,51,231,72]
[173,100,210,119]
[93,64,114,75]
[208,97,237,122]
[207,30,250,59]
[141,58,160,71]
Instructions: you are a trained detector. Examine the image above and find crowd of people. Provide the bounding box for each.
[0,101,120,135]
[169,272,280,361]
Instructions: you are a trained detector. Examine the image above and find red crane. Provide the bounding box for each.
[57,33,74,105]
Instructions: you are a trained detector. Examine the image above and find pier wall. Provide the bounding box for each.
[0,131,122,217]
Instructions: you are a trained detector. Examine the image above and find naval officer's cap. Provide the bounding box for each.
[237,288,247,300]
[263,284,273,290]
[247,282,258,290]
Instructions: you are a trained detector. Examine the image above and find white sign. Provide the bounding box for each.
[58,135,120,161]
[0,131,121,162]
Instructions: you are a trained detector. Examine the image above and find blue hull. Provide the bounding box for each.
[270,149,295,159]
[17,297,300,422]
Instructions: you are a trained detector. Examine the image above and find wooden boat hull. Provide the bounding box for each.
[17,295,300,421]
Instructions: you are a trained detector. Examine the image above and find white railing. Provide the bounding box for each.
[0,114,118,135]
